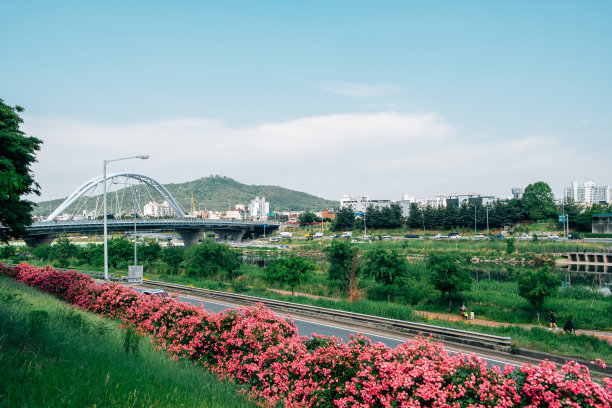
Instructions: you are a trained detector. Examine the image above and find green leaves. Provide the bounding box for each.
[0,99,42,243]
[517,267,561,312]
[427,253,472,299]
[264,255,314,295]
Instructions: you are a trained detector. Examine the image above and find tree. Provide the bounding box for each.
[406,203,422,229]
[108,238,133,268]
[325,240,357,292]
[517,267,561,322]
[333,206,355,231]
[427,253,472,305]
[184,239,240,279]
[0,99,43,243]
[264,255,314,295]
[522,182,557,220]
[363,247,406,301]
[160,245,184,274]
[297,212,320,226]
[139,240,161,266]
[53,234,77,268]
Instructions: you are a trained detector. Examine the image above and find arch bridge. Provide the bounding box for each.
[26,173,278,247]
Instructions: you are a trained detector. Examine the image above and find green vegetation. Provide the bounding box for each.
[0,98,42,243]
[0,276,256,408]
[427,253,473,302]
[264,254,314,295]
[184,239,241,279]
[517,267,562,317]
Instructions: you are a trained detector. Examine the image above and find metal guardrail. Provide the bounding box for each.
[140,280,512,353]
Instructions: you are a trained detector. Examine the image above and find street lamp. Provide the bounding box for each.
[104,154,149,281]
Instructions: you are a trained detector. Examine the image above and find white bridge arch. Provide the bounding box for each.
[45,172,185,221]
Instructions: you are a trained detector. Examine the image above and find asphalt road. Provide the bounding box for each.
[164,291,520,370]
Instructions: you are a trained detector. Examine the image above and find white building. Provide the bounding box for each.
[143,201,177,217]
[340,194,393,213]
[564,180,611,206]
[248,196,269,220]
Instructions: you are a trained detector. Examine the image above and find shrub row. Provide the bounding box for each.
[1,263,610,407]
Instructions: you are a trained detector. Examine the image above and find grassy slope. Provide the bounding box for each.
[0,277,256,408]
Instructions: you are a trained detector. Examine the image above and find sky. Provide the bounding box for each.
[3,1,611,203]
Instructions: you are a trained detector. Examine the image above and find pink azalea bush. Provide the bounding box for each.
[2,263,611,407]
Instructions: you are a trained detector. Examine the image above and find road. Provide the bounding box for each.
[138,289,525,370]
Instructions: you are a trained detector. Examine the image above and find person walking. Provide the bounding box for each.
[549,309,558,329]
[460,303,467,319]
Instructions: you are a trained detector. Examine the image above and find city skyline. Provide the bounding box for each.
[3,1,611,202]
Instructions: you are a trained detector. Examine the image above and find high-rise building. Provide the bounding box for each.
[248,196,269,220]
[564,180,611,206]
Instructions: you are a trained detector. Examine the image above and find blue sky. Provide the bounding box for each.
[3,1,611,202]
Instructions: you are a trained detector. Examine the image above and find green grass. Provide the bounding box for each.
[0,277,256,408]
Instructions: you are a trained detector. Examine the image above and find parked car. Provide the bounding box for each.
[472,234,485,240]
[448,232,460,237]
[493,234,505,239]
[269,237,280,242]
[330,234,339,238]
[568,234,582,240]
[433,233,448,239]
[449,234,462,240]
[382,234,391,240]
[404,233,420,239]
[546,234,559,240]
[314,232,324,238]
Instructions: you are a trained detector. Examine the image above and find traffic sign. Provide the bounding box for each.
[558,214,567,223]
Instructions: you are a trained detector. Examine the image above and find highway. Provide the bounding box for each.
[135,287,525,371]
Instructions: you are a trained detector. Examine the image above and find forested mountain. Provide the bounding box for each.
[32,175,339,217]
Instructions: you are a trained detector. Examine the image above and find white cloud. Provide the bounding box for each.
[322,82,403,97]
[22,112,607,204]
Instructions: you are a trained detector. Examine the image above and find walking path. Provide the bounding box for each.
[415,310,612,345]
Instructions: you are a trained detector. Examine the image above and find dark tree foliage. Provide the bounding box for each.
[0,99,43,243]
[297,212,321,226]
[427,253,472,300]
[522,181,557,220]
[333,206,355,231]
[406,202,422,229]
[363,247,406,301]
[364,203,404,229]
[517,267,562,313]
[264,254,314,295]
[325,240,357,292]
[184,239,240,279]
[139,240,162,266]
[53,234,78,268]
[161,245,185,274]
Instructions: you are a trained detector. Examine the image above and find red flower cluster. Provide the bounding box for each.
[2,263,610,407]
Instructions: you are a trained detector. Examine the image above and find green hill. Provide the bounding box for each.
[33,175,338,217]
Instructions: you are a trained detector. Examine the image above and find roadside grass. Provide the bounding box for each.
[0,277,256,408]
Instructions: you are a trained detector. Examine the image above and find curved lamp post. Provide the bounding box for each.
[104,155,149,281]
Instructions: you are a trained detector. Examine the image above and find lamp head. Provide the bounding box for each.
[139,155,149,160]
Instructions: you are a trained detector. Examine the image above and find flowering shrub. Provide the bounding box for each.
[2,262,610,407]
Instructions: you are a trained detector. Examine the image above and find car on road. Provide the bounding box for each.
[142,289,168,298]
[472,234,485,240]
[568,234,582,240]
[382,234,391,240]
[404,233,420,239]
[314,232,324,238]
[519,234,532,241]
[433,233,448,239]
[269,237,280,242]
[449,234,462,240]
[330,234,339,238]
[546,234,559,240]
